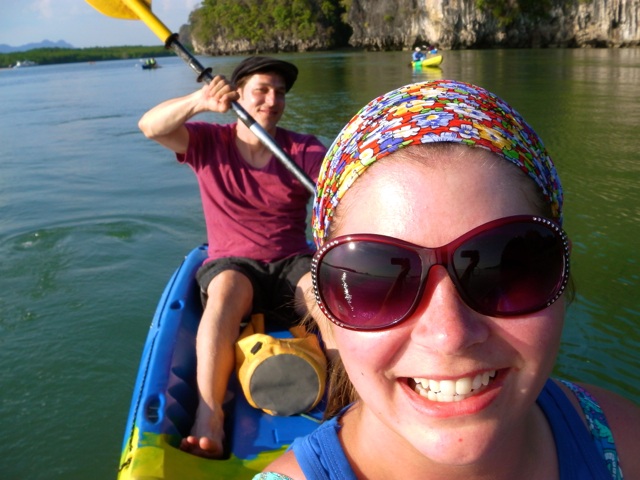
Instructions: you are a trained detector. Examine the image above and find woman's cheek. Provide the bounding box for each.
[334,329,398,373]
[498,301,565,377]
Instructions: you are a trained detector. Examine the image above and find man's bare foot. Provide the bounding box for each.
[180,434,224,459]
[180,403,225,459]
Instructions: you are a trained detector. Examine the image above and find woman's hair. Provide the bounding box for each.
[301,309,358,419]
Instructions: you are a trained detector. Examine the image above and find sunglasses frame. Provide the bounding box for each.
[311,215,570,330]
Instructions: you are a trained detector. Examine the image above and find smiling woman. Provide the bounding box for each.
[254,79,640,480]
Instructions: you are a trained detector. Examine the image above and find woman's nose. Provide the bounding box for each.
[408,266,490,354]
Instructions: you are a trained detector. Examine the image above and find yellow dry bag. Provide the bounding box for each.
[235,315,327,416]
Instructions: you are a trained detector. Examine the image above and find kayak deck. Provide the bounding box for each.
[118,245,323,479]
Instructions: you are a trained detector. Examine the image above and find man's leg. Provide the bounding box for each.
[181,269,253,458]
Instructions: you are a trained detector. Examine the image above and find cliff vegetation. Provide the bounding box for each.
[187,0,352,54]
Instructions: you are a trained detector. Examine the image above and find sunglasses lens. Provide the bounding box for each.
[452,222,566,316]
[317,241,423,329]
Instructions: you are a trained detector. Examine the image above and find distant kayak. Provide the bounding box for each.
[140,58,159,70]
[411,54,443,68]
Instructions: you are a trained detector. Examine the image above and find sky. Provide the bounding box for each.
[0,0,201,48]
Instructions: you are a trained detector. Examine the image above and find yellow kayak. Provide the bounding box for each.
[412,54,443,68]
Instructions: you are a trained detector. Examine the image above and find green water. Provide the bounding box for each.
[0,49,638,479]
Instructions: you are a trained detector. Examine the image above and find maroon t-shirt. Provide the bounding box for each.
[178,122,325,263]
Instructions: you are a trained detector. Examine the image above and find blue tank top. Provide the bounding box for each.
[283,379,620,480]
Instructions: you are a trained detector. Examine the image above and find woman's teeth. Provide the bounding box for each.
[412,371,497,402]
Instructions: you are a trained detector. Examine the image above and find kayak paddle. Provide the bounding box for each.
[85,0,316,194]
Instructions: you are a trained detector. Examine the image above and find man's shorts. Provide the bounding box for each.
[196,254,312,328]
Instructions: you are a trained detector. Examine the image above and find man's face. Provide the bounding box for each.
[237,72,286,132]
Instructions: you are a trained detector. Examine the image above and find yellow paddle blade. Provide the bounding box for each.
[85,0,172,43]
[85,0,150,20]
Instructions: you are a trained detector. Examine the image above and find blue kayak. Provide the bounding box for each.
[117,245,323,479]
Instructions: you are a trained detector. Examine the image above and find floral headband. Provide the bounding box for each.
[312,80,563,247]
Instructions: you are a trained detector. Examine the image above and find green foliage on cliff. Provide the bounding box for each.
[0,46,173,69]
[189,0,349,48]
[476,0,555,26]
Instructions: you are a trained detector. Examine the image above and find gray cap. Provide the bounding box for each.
[231,56,298,92]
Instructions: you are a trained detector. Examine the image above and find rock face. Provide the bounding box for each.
[191,36,328,56]
[347,0,640,49]
[188,23,336,56]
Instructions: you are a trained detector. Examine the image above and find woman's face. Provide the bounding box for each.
[324,146,565,466]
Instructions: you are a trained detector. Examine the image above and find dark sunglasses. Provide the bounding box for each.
[311,215,570,330]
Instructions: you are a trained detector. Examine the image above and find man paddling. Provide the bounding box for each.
[412,46,426,62]
[138,56,326,458]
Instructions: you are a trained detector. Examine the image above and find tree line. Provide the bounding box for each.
[0,46,173,69]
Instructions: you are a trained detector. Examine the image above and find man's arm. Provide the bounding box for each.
[138,75,238,154]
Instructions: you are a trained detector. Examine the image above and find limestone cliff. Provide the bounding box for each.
[186,0,639,53]
[347,0,640,49]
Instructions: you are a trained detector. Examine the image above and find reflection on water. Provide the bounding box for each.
[0,50,638,478]
[559,293,640,398]
[411,66,444,81]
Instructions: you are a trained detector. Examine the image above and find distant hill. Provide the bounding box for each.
[0,40,74,53]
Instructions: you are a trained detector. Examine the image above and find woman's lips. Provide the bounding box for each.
[409,370,498,402]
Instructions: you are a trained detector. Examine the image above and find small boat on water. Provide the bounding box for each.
[13,60,38,68]
[117,244,324,480]
[141,58,159,69]
[411,54,443,69]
